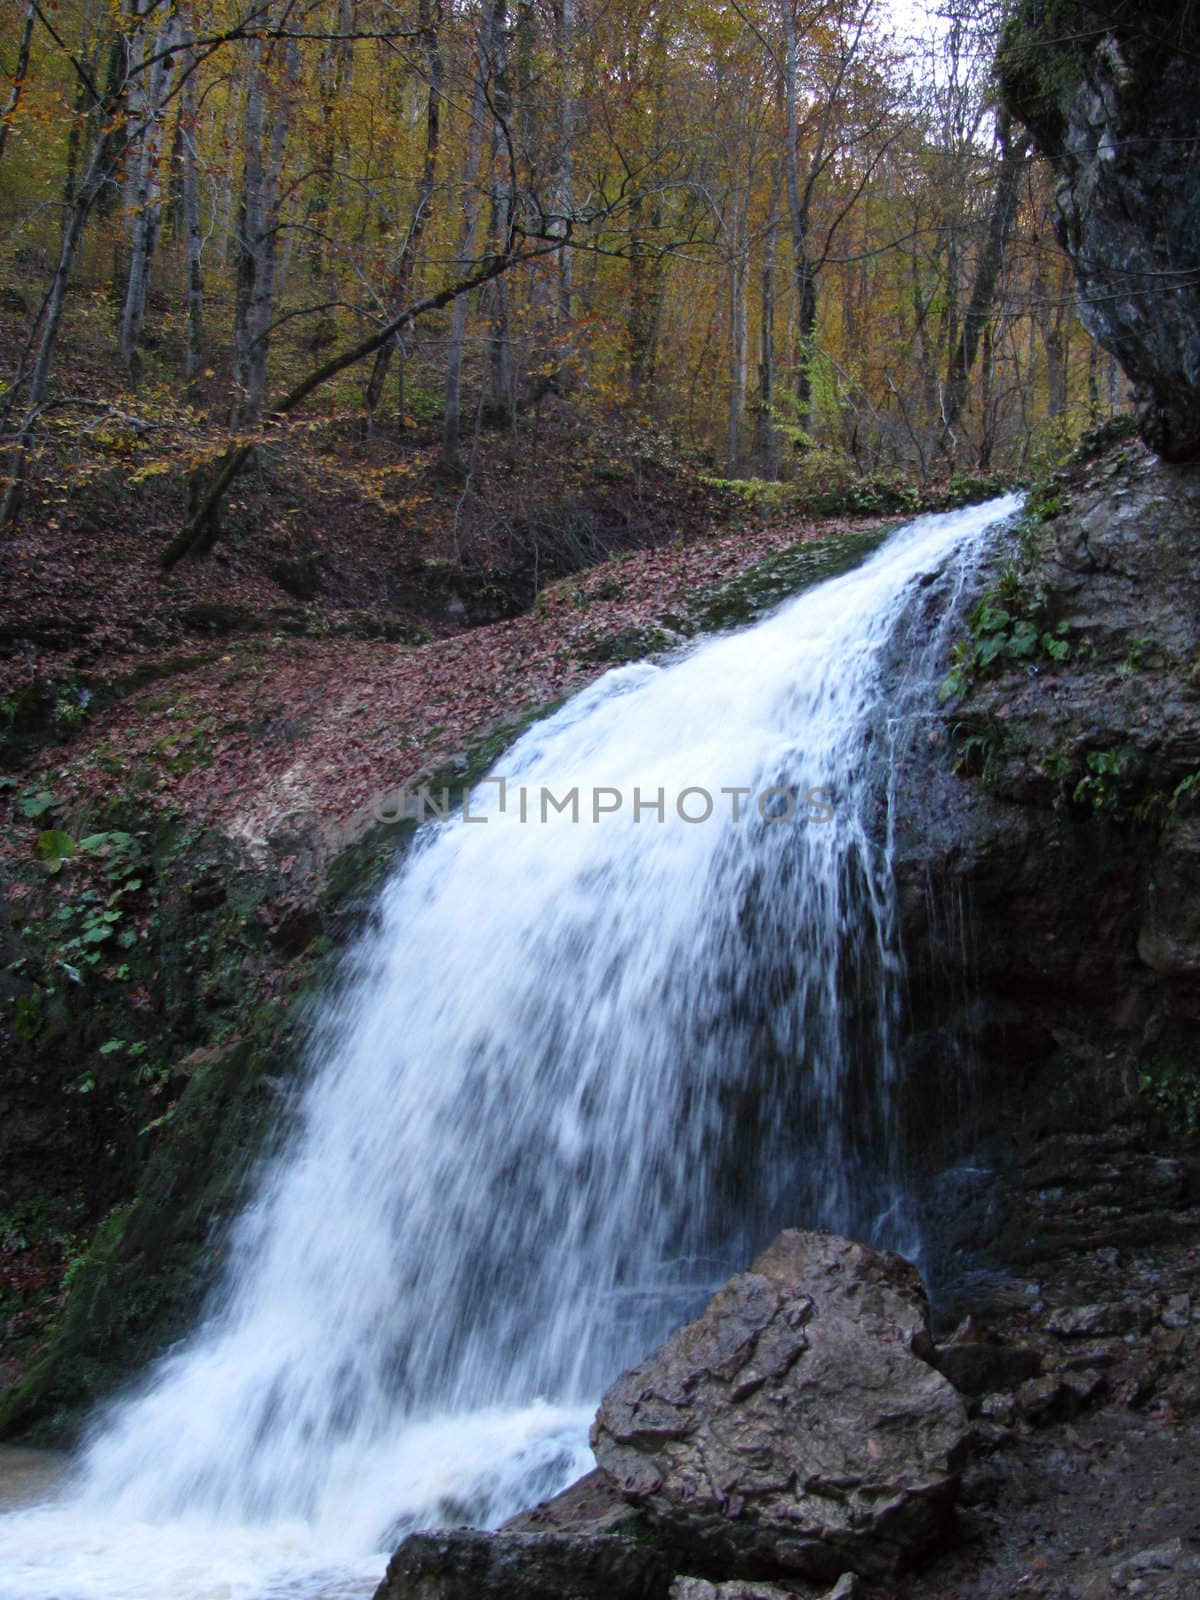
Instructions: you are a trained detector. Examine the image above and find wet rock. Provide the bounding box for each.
[667,1575,860,1600]
[591,1230,969,1583]
[978,1392,1017,1425]
[500,1466,637,1536]
[1015,1375,1072,1423]
[999,3,1200,461]
[1046,1304,1137,1339]
[1161,1294,1191,1331]
[667,1581,802,1600]
[822,1578,863,1600]
[1060,1367,1108,1410]
[371,1529,672,1600]
[1078,1575,1114,1600]
[933,1341,1043,1396]
[1110,1536,1200,1593]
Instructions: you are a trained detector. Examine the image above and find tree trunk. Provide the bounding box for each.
[442,0,504,469]
[725,215,749,475]
[364,0,443,427]
[780,0,816,438]
[179,28,205,397]
[0,0,36,169]
[231,23,293,429]
[1,136,114,524]
[940,113,1031,458]
[753,161,782,479]
[305,0,353,354]
[118,4,180,379]
[555,0,575,329]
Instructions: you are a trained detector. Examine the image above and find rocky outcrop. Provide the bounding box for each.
[886,433,1200,1306]
[591,1230,969,1584]
[669,1580,864,1600]
[371,1529,672,1600]
[998,2,1200,460]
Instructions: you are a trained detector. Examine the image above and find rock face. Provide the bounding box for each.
[999,2,1200,461]
[371,1529,672,1600]
[591,1230,969,1584]
[885,433,1200,1300]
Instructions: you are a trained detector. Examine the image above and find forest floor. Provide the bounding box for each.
[0,476,897,851]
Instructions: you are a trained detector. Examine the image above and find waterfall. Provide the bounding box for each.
[0,495,1020,1600]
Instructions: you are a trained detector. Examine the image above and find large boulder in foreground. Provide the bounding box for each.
[372,1529,671,1600]
[591,1230,969,1583]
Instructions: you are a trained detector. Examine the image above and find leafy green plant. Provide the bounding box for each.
[11,989,44,1040]
[1139,1063,1200,1137]
[17,787,60,819]
[36,828,76,872]
[1071,748,1128,814]
[1116,635,1156,678]
[940,586,1070,702]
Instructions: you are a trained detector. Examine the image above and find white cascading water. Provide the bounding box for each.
[0,495,1019,1600]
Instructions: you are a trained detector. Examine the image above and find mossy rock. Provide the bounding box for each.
[0,1037,282,1439]
[690,524,892,632]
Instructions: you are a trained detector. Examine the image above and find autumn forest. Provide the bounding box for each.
[0,0,1119,576]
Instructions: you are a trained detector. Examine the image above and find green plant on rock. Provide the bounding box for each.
[1116,635,1156,678]
[1170,771,1200,812]
[949,721,1006,783]
[1139,1061,1200,1138]
[10,988,44,1040]
[940,584,1071,702]
[940,476,1075,705]
[1071,747,1130,815]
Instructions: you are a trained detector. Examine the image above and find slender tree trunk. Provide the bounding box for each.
[1,137,114,524]
[486,0,516,431]
[363,0,443,428]
[305,0,353,354]
[780,0,808,428]
[0,0,36,169]
[118,5,180,378]
[231,23,293,429]
[725,210,749,475]
[754,161,782,479]
[179,28,205,397]
[940,113,1031,458]
[555,0,575,328]
[442,0,503,469]
[780,0,824,440]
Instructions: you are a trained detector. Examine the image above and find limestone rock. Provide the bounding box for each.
[499,1466,637,1536]
[932,1340,1043,1396]
[1046,1303,1137,1339]
[591,1230,969,1583]
[371,1529,672,1600]
[667,1581,802,1600]
[999,3,1200,462]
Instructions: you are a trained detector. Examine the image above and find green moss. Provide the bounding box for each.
[690,524,893,631]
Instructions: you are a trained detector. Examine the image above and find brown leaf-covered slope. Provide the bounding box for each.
[1,508,891,858]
